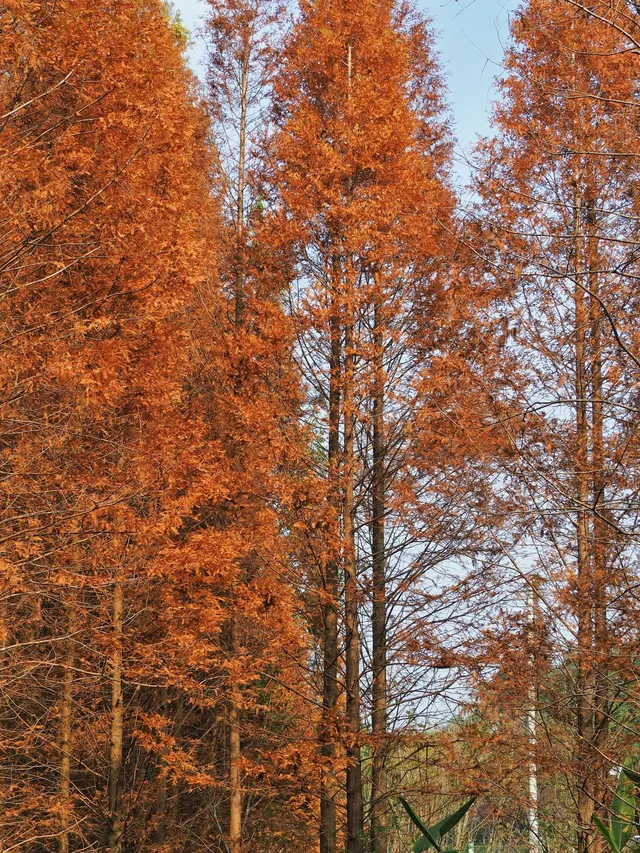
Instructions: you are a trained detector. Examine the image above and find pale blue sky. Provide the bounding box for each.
[173,0,517,174]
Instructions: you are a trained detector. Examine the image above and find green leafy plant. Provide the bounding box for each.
[593,761,640,853]
[399,795,476,853]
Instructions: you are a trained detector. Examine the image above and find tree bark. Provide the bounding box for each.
[229,618,242,853]
[59,606,75,853]
[228,32,249,853]
[343,42,363,853]
[370,296,387,853]
[587,197,609,850]
[526,587,539,853]
[320,254,342,853]
[234,38,248,327]
[156,685,169,846]
[344,265,364,853]
[108,582,124,853]
[573,175,596,853]
[574,182,611,853]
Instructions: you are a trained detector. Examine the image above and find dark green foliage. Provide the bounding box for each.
[399,796,476,853]
[594,762,640,853]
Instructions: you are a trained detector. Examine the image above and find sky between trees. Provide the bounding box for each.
[174,0,516,169]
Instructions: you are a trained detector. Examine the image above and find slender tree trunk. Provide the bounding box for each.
[234,43,248,327]
[573,176,595,853]
[59,606,75,853]
[587,199,609,848]
[156,685,169,846]
[229,618,242,853]
[370,296,387,853]
[108,582,124,853]
[320,255,342,853]
[526,587,539,853]
[228,38,249,853]
[343,41,363,853]
[344,264,364,853]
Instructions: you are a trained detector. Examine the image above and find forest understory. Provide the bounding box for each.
[2,0,640,852]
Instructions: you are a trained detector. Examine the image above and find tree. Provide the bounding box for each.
[268,2,461,850]
[0,0,214,847]
[466,2,640,850]
[0,1,316,849]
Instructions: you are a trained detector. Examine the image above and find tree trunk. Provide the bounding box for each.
[320,255,342,853]
[573,176,595,853]
[526,587,539,853]
[229,618,242,853]
[370,296,387,853]
[108,582,124,853]
[343,42,363,853]
[59,606,75,853]
[587,198,609,849]
[156,685,169,846]
[234,44,248,327]
[228,37,249,853]
[344,267,364,853]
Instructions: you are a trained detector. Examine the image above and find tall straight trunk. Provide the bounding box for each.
[229,38,249,853]
[573,176,595,853]
[370,296,387,853]
[59,606,75,853]
[229,618,242,853]
[344,267,364,853]
[234,43,248,327]
[156,685,169,846]
[320,255,342,853]
[587,199,608,845]
[525,588,539,853]
[108,582,124,853]
[343,42,363,853]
